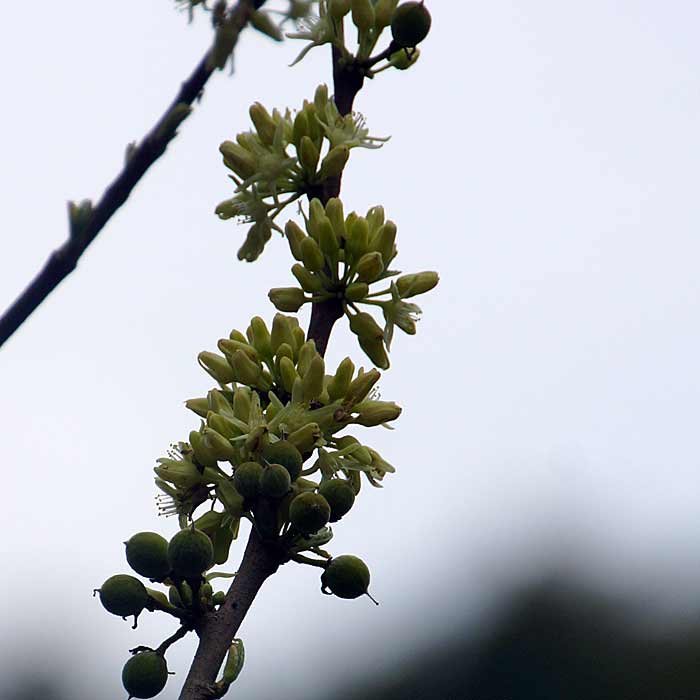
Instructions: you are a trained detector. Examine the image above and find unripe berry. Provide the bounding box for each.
[289,492,331,535]
[98,574,148,617]
[262,440,303,481]
[167,528,214,579]
[234,461,264,499]
[261,463,292,498]
[321,555,374,601]
[318,479,356,522]
[124,532,170,580]
[391,1,432,48]
[122,651,168,699]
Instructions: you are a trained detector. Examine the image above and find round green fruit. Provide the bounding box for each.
[321,555,371,600]
[122,651,168,699]
[260,463,292,498]
[318,479,356,522]
[262,440,303,481]
[289,492,331,535]
[391,1,431,47]
[233,461,263,499]
[98,574,148,617]
[167,527,214,578]
[125,532,170,580]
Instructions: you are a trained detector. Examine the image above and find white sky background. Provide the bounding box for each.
[2,1,700,698]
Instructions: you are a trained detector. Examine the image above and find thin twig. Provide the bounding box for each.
[0,0,256,350]
[157,624,194,656]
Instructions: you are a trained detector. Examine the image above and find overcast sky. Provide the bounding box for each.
[2,1,700,698]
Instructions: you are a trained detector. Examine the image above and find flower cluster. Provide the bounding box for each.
[269,196,438,366]
[216,84,386,261]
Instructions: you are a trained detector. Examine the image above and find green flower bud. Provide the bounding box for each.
[200,582,214,603]
[215,479,245,517]
[321,555,374,600]
[325,197,346,241]
[349,311,384,342]
[366,205,386,234]
[291,375,305,405]
[391,1,432,47]
[329,0,352,19]
[193,510,224,539]
[319,145,350,180]
[270,313,297,354]
[234,461,264,499]
[212,591,226,606]
[291,325,306,354]
[328,357,355,400]
[318,479,356,521]
[336,435,373,465]
[168,528,214,578]
[299,135,320,173]
[389,46,420,69]
[249,102,276,146]
[359,334,390,369]
[318,217,339,259]
[145,587,171,610]
[219,141,256,179]
[345,368,381,405]
[178,580,193,606]
[345,282,369,302]
[202,428,236,461]
[250,10,284,41]
[218,338,259,364]
[269,287,307,313]
[232,387,252,422]
[292,110,309,148]
[285,220,307,261]
[292,263,324,294]
[279,355,300,394]
[98,575,148,618]
[301,237,325,273]
[371,220,397,267]
[297,339,318,376]
[356,251,385,283]
[125,533,170,580]
[185,397,209,418]
[302,354,326,402]
[289,492,331,535]
[346,216,369,262]
[396,270,439,297]
[351,0,375,32]
[222,639,246,685]
[314,84,329,114]
[353,400,402,426]
[288,422,322,454]
[212,523,234,566]
[198,351,236,384]
[261,463,292,498]
[374,0,399,27]
[168,585,182,607]
[275,341,294,365]
[248,316,273,359]
[262,440,303,481]
[122,651,168,699]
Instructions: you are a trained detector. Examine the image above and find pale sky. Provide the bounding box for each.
[2,2,700,698]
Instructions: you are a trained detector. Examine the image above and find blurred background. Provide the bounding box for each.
[2,1,700,698]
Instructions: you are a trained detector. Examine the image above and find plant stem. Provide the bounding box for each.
[178,41,367,700]
[0,0,257,350]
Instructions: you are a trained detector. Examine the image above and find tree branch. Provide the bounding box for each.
[177,42,367,700]
[0,0,257,350]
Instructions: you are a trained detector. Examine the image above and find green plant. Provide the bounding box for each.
[96,1,437,698]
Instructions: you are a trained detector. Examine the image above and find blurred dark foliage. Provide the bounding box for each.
[336,578,700,700]
[4,577,700,700]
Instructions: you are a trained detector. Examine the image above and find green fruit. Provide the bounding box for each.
[318,479,356,522]
[260,463,292,498]
[289,492,331,535]
[321,555,371,599]
[125,532,170,580]
[167,528,214,578]
[262,440,303,481]
[168,585,182,607]
[233,461,263,499]
[391,1,431,47]
[122,651,168,699]
[98,574,148,617]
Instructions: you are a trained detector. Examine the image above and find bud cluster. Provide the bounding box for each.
[270,196,438,366]
[216,84,387,261]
